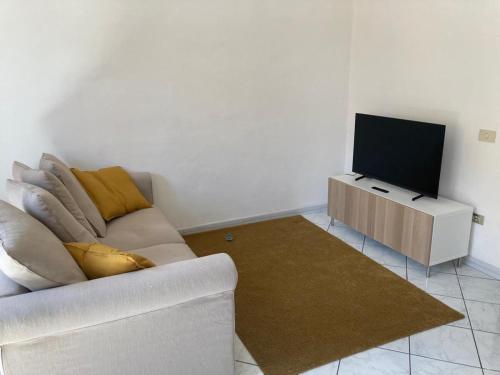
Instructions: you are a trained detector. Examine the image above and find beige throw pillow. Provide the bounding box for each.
[12,161,31,182]
[7,180,97,244]
[0,200,87,291]
[39,153,107,237]
[13,161,97,237]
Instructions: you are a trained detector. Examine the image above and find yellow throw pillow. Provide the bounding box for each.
[71,166,151,221]
[64,242,155,280]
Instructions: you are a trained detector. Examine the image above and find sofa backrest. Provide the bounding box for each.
[128,171,154,205]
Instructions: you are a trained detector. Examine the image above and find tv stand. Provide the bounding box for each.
[412,194,425,201]
[355,175,366,181]
[328,175,473,275]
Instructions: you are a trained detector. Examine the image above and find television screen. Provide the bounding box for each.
[352,113,446,198]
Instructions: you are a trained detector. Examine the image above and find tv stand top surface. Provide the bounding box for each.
[332,174,473,217]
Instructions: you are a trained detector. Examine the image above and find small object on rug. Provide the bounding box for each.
[225,232,233,241]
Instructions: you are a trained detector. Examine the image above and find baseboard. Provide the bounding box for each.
[464,256,500,280]
[179,204,327,235]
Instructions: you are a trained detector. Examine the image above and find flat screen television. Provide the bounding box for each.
[352,113,446,199]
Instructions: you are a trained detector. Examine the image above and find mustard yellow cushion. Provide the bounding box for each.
[64,242,155,279]
[71,166,151,221]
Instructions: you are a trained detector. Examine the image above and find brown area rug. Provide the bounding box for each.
[185,216,463,375]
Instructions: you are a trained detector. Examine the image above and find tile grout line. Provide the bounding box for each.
[410,352,484,370]
[437,323,500,336]
[395,266,495,281]
[235,360,259,367]
[373,261,494,279]
[454,261,484,374]
[457,273,499,281]
[379,347,408,355]
[430,292,500,306]
[403,278,500,306]
[336,359,341,375]
[467,327,500,336]
[379,346,486,370]
[463,298,500,307]
[406,256,412,374]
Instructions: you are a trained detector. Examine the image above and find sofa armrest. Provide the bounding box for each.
[0,253,237,345]
[128,171,154,204]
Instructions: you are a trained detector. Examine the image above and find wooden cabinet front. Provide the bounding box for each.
[328,178,433,265]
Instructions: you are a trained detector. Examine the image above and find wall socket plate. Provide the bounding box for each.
[478,129,496,143]
[472,213,485,225]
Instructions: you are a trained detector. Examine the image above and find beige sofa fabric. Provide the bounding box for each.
[13,161,97,237]
[0,201,87,291]
[1,292,236,375]
[6,180,97,243]
[39,153,107,237]
[101,207,185,250]
[128,171,154,205]
[132,243,196,266]
[0,253,236,345]
[0,269,29,298]
[0,254,236,375]
[11,161,31,182]
[0,158,237,375]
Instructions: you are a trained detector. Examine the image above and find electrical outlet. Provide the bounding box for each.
[478,129,496,143]
[472,213,485,225]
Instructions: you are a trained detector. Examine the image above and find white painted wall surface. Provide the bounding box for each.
[0,1,353,229]
[346,0,500,268]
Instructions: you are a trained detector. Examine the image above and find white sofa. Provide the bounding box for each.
[0,164,237,375]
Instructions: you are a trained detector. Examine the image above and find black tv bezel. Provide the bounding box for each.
[352,113,446,199]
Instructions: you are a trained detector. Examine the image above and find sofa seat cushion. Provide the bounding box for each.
[100,207,185,251]
[132,243,196,266]
[0,270,29,298]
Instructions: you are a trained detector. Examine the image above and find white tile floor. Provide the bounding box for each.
[234,211,500,375]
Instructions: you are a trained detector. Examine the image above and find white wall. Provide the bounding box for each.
[346,0,500,268]
[5,0,495,269]
[0,0,353,229]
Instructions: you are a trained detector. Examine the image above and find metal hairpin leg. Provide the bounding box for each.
[327,217,334,231]
[426,266,431,278]
[457,257,463,268]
